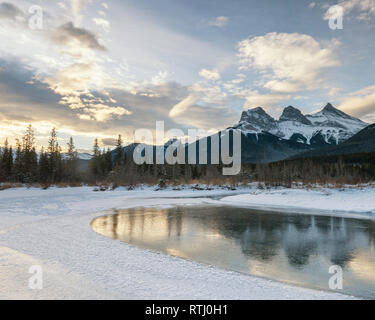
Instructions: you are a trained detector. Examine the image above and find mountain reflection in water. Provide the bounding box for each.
[91,205,375,298]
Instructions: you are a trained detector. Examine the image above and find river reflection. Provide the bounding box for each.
[91,206,375,298]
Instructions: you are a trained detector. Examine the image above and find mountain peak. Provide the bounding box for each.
[279,106,312,125]
[321,103,353,120]
[239,107,277,131]
[323,103,337,113]
[240,107,275,121]
[247,106,267,115]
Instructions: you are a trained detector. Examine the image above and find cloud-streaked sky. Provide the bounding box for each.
[0,0,374,151]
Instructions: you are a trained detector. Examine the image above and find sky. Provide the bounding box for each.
[0,0,374,151]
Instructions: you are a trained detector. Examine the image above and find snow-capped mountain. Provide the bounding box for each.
[61,152,93,160]
[76,152,93,160]
[292,123,375,159]
[234,103,368,146]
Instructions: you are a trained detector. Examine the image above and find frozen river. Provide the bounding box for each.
[92,205,375,299]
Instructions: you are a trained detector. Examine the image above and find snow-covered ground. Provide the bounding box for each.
[220,187,375,220]
[1,185,371,300]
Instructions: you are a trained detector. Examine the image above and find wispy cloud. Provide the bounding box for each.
[0,2,24,20]
[208,16,229,28]
[51,22,106,53]
[71,0,90,25]
[199,68,220,81]
[92,17,110,32]
[323,0,375,22]
[339,84,375,121]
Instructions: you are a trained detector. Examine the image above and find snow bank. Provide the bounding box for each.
[0,186,358,299]
[220,187,375,220]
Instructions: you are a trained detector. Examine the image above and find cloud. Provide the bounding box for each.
[0,58,125,128]
[171,104,238,130]
[0,3,235,146]
[51,22,106,52]
[80,103,132,122]
[151,71,170,86]
[0,57,195,144]
[168,85,237,129]
[339,84,375,121]
[42,61,133,122]
[92,17,110,32]
[199,68,221,81]
[208,16,229,28]
[169,94,199,118]
[101,137,117,146]
[71,0,91,25]
[242,91,291,109]
[0,2,24,20]
[238,32,340,93]
[323,0,375,22]
[168,76,238,129]
[44,62,95,97]
[309,2,316,8]
[328,87,341,96]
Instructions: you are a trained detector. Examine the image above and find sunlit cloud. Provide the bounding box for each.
[92,17,110,32]
[0,0,373,150]
[242,91,292,110]
[71,0,91,26]
[339,84,375,122]
[169,94,198,118]
[199,68,220,81]
[238,32,340,93]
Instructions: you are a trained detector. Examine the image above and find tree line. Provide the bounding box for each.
[0,125,79,184]
[1,124,375,188]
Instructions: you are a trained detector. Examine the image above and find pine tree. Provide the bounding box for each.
[38,147,49,183]
[89,139,101,179]
[47,128,63,182]
[104,148,113,173]
[114,134,123,167]
[66,137,78,181]
[21,125,37,182]
[0,139,13,180]
[55,143,64,182]
[14,139,22,182]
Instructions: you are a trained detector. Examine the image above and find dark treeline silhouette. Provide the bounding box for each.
[1,124,375,188]
[91,140,375,188]
[0,125,80,186]
[250,152,375,187]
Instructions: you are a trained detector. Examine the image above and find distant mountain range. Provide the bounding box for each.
[81,103,375,167]
[62,152,93,161]
[227,103,371,163]
[291,123,375,159]
[233,103,368,146]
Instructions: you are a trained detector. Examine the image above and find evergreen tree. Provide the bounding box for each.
[21,125,38,182]
[38,147,49,183]
[66,137,78,181]
[89,139,101,179]
[114,134,123,167]
[0,139,13,180]
[47,128,62,182]
[104,148,113,173]
[14,139,22,182]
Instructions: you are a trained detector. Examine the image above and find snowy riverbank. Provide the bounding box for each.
[1,185,371,299]
[220,187,375,220]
